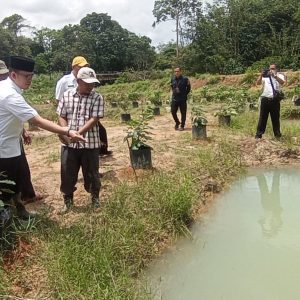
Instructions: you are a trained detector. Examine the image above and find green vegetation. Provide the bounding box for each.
[191,105,208,126]
[1,0,300,74]
[2,62,300,298]
[34,138,242,299]
[125,110,154,150]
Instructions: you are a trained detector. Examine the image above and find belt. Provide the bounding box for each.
[262,96,274,100]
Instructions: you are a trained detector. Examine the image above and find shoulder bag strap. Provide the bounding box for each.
[269,76,276,97]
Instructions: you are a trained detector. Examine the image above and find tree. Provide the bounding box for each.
[152,0,202,58]
[0,14,33,58]
[1,14,30,36]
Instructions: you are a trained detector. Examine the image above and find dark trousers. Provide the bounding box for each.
[256,97,281,138]
[60,147,101,200]
[99,122,108,154]
[171,100,187,128]
[0,156,22,202]
[20,144,35,200]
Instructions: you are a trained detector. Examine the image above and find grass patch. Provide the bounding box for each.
[45,150,60,165]
[231,110,257,135]
[33,138,244,299]
[38,171,197,299]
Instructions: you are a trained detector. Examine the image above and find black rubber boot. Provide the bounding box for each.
[60,194,74,214]
[15,201,35,221]
[91,193,100,209]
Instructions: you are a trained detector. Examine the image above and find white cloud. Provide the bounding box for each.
[0,0,176,46]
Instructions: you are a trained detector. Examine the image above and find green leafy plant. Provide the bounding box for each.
[191,105,208,127]
[124,109,153,150]
[149,91,162,107]
[294,84,300,95]
[214,104,238,117]
[128,92,142,102]
[0,173,15,212]
[118,93,130,113]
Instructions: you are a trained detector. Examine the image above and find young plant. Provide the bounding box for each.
[0,173,15,212]
[191,105,208,127]
[118,93,130,113]
[124,109,153,150]
[149,91,162,107]
[214,103,238,117]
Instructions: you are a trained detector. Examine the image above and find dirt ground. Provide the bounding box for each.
[23,109,300,220]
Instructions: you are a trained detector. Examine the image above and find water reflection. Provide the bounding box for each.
[146,169,300,300]
[256,172,283,237]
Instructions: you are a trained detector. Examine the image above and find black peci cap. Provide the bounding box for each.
[8,56,35,72]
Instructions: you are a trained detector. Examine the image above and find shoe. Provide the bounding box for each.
[22,192,45,204]
[91,199,100,209]
[255,134,262,140]
[175,124,180,130]
[275,133,282,139]
[99,150,113,157]
[179,127,184,131]
[60,203,73,214]
[15,202,35,221]
[59,195,73,214]
[91,195,100,209]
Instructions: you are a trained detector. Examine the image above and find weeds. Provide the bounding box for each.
[40,171,197,299]
[45,150,60,165]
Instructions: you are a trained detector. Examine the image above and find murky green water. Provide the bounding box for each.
[146,169,300,300]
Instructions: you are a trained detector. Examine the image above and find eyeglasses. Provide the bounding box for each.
[16,71,34,79]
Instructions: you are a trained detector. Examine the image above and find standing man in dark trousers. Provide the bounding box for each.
[170,67,191,131]
[0,56,84,220]
[0,59,43,204]
[255,64,286,139]
[57,67,103,213]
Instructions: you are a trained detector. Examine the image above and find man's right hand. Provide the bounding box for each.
[68,130,86,143]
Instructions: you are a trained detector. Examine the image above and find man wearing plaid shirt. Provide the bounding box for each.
[57,67,103,213]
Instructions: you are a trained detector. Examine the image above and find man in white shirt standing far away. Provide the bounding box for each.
[255,63,286,139]
[0,56,85,220]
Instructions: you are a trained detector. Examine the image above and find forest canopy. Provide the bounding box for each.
[1,0,299,74]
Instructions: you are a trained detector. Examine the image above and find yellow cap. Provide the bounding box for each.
[72,56,89,67]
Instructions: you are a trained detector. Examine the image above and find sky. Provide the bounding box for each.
[0,0,182,47]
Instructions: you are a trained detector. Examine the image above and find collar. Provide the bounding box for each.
[8,77,23,94]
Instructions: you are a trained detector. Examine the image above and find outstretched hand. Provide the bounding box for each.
[68,130,86,143]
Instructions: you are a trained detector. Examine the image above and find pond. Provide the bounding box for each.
[145,168,300,300]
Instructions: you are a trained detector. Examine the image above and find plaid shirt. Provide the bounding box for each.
[57,88,104,149]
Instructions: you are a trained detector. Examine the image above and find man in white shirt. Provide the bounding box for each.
[255,63,285,139]
[55,56,89,101]
[0,59,42,204]
[0,56,85,220]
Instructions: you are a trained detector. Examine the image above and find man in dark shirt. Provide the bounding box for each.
[170,67,191,131]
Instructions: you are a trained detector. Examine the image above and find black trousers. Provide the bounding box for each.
[0,156,22,202]
[99,122,108,154]
[256,97,281,138]
[171,100,187,128]
[20,144,36,200]
[60,147,101,200]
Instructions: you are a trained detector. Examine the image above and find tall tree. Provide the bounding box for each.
[152,0,202,58]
